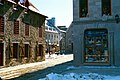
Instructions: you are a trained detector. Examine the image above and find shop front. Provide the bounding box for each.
[84,29,109,64]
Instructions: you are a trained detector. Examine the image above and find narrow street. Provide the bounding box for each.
[0,54,73,80]
[13,54,73,80]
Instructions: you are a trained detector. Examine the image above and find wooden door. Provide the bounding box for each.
[0,43,3,66]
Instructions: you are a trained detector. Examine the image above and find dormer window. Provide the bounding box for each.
[20,0,25,6]
[0,0,4,5]
[25,0,29,8]
[13,4,18,11]
[24,8,29,14]
[79,0,88,17]
[102,0,111,16]
[13,0,19,4]
[24,0,29,14]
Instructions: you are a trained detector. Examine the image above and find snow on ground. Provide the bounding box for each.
[45,54,65,59]
[66,66,120,70]
[38,66,120,80]
[38,72,120,80]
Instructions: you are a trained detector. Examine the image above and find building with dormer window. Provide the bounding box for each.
[0,0,47,67]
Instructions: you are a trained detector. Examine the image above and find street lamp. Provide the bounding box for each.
[46,40,51,57]
[115,14,119,23]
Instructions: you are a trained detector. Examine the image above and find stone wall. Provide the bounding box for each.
[66,0,120,66]
[0,1,46,67]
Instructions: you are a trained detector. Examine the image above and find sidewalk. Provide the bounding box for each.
[0,54,73,80]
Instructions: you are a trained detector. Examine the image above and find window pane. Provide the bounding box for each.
[39,45,43,56]
[13,43,19,58]
[84,29,109,63]
[25,44,29,57]
[79,0,88,17]
[102,0,111,15]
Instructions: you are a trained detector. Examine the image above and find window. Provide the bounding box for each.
[102,0,111,16]
[14,20,19,34]
[79,0,88,17]
[25,44,29,57]
[13,43,19,58]
[39,26,42,37]
[25,23,29,36]
[0,16,4,34]
[0,0,4,5]
[38,45,43,56]
[84,29,108,63]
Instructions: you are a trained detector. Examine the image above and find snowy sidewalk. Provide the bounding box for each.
[0,54,73,80]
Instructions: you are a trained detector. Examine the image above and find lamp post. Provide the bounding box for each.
[115,14,119,23]
[46,40,51,57]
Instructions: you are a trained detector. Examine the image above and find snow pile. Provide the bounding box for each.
[38,73,120,80]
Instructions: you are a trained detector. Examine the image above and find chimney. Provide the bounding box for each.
[25,0,29,8]
[14,0,19,4]
[20,0,25,5]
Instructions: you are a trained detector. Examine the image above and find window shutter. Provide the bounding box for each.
[29,44,32,58]
[0,16,4,33]
[10,44,13,58]
[25,23,29,36]
[37,45,39,56]
[19,44,25,57]
[39,45,43,56]
[39,27,42,37]
[25,44,29,57]
[14,20,19,34]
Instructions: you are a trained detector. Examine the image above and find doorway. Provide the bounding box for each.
[0,43,3,66]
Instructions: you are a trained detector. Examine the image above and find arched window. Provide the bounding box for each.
[84,29,109,63]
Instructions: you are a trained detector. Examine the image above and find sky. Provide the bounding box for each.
[29,0,73,27]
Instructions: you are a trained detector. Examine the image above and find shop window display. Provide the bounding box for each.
[84,29,108,63]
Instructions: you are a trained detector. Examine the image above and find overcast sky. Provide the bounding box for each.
[29,0,73,27]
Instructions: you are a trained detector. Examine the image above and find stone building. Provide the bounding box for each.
[0,0,47,67]
[58,26,67,54]
[45,20,60,54]
[66,0,120,66]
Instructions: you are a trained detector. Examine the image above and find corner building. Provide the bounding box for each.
[66,0,120,66]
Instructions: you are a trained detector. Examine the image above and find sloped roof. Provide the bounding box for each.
[7,0,47,17]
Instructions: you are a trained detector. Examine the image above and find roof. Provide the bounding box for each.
[7,0,47,18]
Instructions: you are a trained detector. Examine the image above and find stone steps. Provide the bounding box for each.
[0,54,73,80]
[0,69,23,79]
[0,62,48,79]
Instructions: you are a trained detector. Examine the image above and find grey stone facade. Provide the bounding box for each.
[0,0,47,67]
[66,0,120,66]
